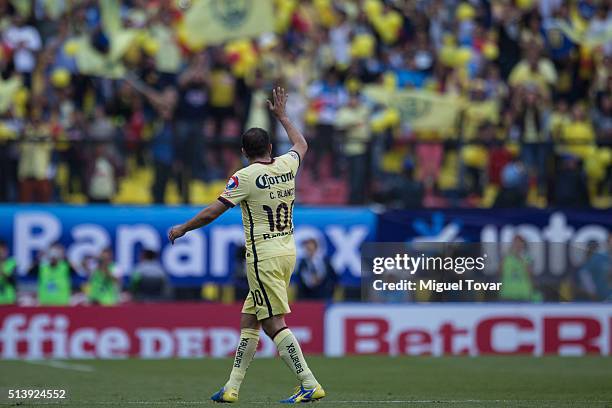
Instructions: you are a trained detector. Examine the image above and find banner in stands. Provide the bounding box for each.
[325,304,612,356]
[377,209,612,277]
[0,303,324,359]
[0,205,375,285]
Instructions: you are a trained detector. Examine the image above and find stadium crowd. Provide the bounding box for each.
[0,0,610,208]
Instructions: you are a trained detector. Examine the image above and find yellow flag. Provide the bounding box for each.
[10,0,30,17]
[184,0,274,45]
[151,25,182,73]
[364,86,460,131]
[73,29,138,78]
[100,0,122,36]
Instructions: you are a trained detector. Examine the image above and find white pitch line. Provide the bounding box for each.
[23,359,95,373]
[8,400,612,405]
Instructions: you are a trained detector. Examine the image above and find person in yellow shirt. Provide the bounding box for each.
[208,54,237,168]
[511,85,550,193]
[460,80,499,141]
[559,103,595,160]
[549,100,571,141]
[18,114,53,202]
[509,46,557,97]
[335,92,372,204]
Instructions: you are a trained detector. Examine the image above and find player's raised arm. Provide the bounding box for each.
[267,86,308,160]
[168,200,228,244]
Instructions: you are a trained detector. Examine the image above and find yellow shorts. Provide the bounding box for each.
[241,254,296,320]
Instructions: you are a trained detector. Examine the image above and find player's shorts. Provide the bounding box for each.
[241,254,296,321]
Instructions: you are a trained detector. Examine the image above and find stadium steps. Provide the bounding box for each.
[113,163,153,204]
[297,173,348,205]
[191,180,227,205]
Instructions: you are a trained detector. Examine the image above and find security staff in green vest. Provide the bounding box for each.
[88,248,120,306]
[0,241,17,305]
[37,244,72,306]
[499,235,542,302]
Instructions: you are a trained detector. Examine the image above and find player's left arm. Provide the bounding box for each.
[168,200,228,244]
[268,87,308,160]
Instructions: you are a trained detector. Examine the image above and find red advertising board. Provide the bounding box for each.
[0,302,324,359]
[325,304,612,356]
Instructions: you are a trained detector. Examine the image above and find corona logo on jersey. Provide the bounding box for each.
[255,171,295,190]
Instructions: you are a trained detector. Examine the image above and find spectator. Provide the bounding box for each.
[577,237,611,301]
[335,91,371,204]
[296,238,337,300]
[87,144,116,203]
[508,45,557,97]
[208,52,237,168]
[2,14,42,85]
[130,249,168,301]
[0,240,17,305]
[552,155,590,207]
[559,103,596,162]
[382,158,424,209]
[176,52,208,197]
[244,73,271,136]
[499,235,541,302]
[18,114,53,202]
[308,67,348,177]
[493,161,528,208]
[511,84,550,193]
[232,245,250,301]
[0,117,20,202]
[130,82,178,204]
[89,106,116,144]
[593,93,612,145]
[549,99,571,141]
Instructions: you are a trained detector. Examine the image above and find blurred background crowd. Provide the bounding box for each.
[0,0,610,208]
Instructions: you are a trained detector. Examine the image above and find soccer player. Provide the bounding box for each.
[168,87,325,403]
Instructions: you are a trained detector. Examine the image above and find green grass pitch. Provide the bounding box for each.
[1,356,611,407]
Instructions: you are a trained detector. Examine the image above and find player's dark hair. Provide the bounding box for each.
[242,127,270,158]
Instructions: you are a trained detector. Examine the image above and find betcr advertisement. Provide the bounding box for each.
[0,303,324,359]
[2,303,611,359]
[325,304,612,357]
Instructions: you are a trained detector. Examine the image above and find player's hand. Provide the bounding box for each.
[168,225,186,244]
[267,86,288,119]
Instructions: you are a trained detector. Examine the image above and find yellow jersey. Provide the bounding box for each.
[218,151,300,263]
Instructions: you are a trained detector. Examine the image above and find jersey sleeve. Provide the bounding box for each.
[218,171,249,207]
[279,150,301,173]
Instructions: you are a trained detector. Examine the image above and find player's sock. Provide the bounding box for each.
[273,327,318,389]
[225,328,259,391]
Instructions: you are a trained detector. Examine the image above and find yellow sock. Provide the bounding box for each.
[274,328,318,389]
[225,328,259,391]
